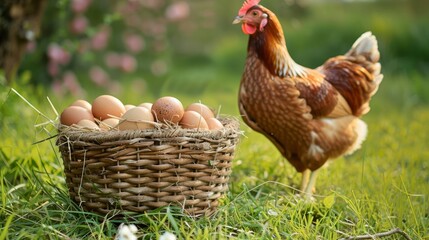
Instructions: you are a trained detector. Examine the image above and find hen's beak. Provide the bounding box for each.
[232,16,243,24]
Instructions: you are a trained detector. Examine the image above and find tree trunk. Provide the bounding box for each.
[0,0,47,84]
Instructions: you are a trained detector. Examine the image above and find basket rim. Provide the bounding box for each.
[57,116,240,217]
[57,116,241,144]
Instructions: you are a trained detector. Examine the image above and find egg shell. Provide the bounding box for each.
[124,104,136,111]
[99,118,120,131]
[186,103,214,121]
[118,107,155,130]
[71,99,92,111]
[180,111,209,130]
[60,106,94,126]
[92,95,126,121]
[139,102,153,111]
[77,119,100,130]
[152,96,184,124]
[206,118,224,130]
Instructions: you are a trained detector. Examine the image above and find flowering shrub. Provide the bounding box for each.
[20,0,199,97]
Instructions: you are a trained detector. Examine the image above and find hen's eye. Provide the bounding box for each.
[252,11,258,16]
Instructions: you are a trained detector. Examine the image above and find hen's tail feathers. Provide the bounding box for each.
[347,32,379,63]
[347,31,383,99]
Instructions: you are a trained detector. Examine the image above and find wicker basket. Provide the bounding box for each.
[57,117,240,217]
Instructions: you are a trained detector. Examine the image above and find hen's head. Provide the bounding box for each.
[233,0,269,35]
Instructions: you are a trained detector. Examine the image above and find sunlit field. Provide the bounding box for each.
[1,0,428,239]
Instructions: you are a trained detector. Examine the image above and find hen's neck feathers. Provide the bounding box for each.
[248,7,307,78]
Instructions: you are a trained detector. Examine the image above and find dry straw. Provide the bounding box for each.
[57,117,241,217]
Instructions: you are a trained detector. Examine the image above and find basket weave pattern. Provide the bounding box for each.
[57,118,240,216]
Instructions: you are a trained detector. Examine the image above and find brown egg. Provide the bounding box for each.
[139,102,153,111]
[206,118,224,130]
[118,107,155,130]
[180,111,209,130]
[71,99,92,111]
[124,104,136,111]
[60,106,94,126]
[152,96,184,124]
[77,119,100,130]
[186,103,214,121]
[99,118,120,131]
[92,95,126,120]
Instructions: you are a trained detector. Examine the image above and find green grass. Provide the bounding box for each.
[1,70,429,239]
[1,0,429,237]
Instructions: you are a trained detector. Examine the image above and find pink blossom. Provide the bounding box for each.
[70,15,88,35]
[72,0,92,13]
[117,1,139,15]
[150,60,167,76]
[140,0,164,10]
[48,43,69,64]
[48,62,59,77]
[89,66,110,85]
[63,71,84,96]
[120,54,137,73]
[91,26,110,50]
[124,34,145,53]
[105,52,122,68]
[107,80,123,94]
[165,1,190,21]
[141,20,166,37]
[124,15,142,28]
[51,80,64,96]
[26,41,36,53]
[60,52,71,65]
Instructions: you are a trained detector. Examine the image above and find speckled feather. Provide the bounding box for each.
[238,5,382,172]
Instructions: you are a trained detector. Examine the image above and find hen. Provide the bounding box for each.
[233,0,383,198]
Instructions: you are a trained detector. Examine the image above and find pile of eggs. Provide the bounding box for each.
[60,95,224,131]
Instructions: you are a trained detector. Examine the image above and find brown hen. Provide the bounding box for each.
[233,0,383,198]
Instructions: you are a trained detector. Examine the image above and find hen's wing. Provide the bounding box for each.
[294,70,353,119]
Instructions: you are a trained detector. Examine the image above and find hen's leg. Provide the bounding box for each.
[304,170,319,199]
[300,169,310,192]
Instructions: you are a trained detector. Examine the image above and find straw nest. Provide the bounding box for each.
[57,117,240,217]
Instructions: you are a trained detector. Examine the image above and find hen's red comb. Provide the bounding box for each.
[238,0,261,16]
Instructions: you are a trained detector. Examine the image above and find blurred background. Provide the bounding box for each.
[4,0,427,111]
[1,1,428,238]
